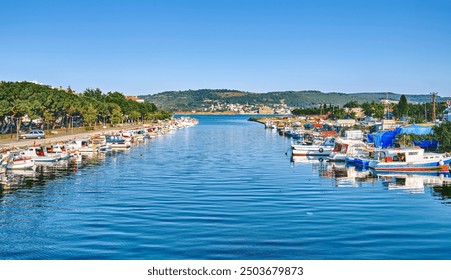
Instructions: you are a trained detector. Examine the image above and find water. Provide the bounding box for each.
[2,115,451,259]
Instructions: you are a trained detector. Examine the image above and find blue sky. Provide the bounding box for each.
[1,0,450,96]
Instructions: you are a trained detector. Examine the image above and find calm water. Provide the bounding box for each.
[2,115,451,260]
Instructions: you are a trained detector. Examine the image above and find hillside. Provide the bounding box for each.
[140,89,446,112]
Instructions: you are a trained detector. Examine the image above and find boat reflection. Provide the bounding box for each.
[291,155,375,187]
[291,155,328,163]
[0,154,106,194]
[291,155,451,192]
[376,172,451,194]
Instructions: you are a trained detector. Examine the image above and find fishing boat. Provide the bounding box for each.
[66,139,96,153]
[328,139,367,162]
[368,147,451,172]
[46,144,71,160]
[20,146,60,162]
[91,135,111,152]
[291,137,335,157]
[1,151,35,170]
[106,135,131,149]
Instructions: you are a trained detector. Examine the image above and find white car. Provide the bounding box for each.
[20,130,46,139]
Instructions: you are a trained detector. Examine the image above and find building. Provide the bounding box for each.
[126,96,145,103]
[335,119,356,127]
[443,100,451,122]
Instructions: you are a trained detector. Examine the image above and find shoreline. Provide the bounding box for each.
[0,122,157,150]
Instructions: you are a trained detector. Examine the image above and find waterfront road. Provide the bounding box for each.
[0,124,145,150]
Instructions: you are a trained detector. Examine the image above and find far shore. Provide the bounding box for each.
[174,111,261,115]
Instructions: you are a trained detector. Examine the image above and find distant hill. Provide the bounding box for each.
[139,89,446,111]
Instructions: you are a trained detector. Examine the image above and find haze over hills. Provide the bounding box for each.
[139,90,447,112]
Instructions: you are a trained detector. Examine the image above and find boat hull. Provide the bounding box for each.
[369,159,451,173]
[7,161,34,170]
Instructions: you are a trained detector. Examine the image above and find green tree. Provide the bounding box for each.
[373,104,385,119]
[433,122,451,152]
[109,103,123,125]
[343,100,359,108]
[81,103,98,127]
[361,102,373,117]
[398,95,408,118]
[130,110,141,123]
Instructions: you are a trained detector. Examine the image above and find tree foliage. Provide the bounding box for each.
[398,95,408,117]
[0,81,169,133]
[433,122,451,152]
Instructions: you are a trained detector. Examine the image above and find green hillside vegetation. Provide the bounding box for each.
[141,89,444,111]
[0,81,170,134]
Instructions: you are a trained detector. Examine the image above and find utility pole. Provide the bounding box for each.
[424,102,427,122]
[385,92,389,119]
[431,92,437,122]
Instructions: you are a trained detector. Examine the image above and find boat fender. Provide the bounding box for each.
[319,148,324,153]
[439,160,444,166]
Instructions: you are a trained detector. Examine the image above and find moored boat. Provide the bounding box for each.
[368,147,451,173]
[20,146,60,162]
[1,151,35,170]
[328,139,367,162]
[291,137,335,157]
[106,135,131,149]
[47,144,71,160]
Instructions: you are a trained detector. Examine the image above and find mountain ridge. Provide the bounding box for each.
[139,89,446,112]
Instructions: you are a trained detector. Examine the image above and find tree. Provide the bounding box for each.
[343,100,359,108]
[398,95,408,118]
[130,110,141,123]
[109,103,123,125]
[81,103,98,127]
[373,104,385,119]
[0,81,167,133]
[433,122,451,152]
[361,102,373,117]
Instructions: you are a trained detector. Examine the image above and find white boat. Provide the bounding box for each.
[20,147,60,162]
[368,147,451,173]
[1,151,35,170]
[66,139,97,153]
[47,144,71,160]
[90,135,112,152]
[328,139,367,162]
[106,135,131,149]
[291,137,335,156]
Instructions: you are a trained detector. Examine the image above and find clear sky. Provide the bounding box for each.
[1,0,450,96]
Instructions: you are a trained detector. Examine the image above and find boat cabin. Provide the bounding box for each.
[374,148,425,163]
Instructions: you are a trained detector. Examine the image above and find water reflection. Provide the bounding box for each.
[0,153,107,196]
[377,173,451,194]
[291,155,451,193]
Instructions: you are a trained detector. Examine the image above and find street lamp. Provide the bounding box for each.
[15,117,19,141]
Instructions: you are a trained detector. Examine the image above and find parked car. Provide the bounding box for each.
[20,130,46,139]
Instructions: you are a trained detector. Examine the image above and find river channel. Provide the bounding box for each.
[1,115,451,259]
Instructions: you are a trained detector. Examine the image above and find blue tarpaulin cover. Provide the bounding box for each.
[399,124,433,135]
[413,140,438,150]
[368,124,434,148]
[373,130,398,148]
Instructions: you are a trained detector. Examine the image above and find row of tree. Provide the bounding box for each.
[0,81,172,134]
[292,95,447,123]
